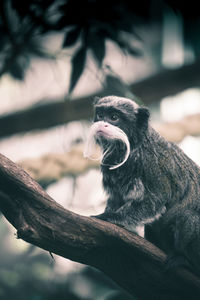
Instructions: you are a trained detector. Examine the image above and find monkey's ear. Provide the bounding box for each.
[136,107,150,130]
[93,96,101,105]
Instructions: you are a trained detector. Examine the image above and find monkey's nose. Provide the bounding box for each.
[104,124,108,127]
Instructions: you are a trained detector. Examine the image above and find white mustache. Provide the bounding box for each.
[83,121,130,170]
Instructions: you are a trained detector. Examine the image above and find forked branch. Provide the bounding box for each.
[0,153,200,300]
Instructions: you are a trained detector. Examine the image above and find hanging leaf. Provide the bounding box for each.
[69,46,87,94]
[126,46,142,56]
[9,60,25,80]
[63,27,81,48]
[115,38,142,56]
[89,34,106,67]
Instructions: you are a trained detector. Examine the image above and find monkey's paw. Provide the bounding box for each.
[91,212,126,230]
[91,212,116,222]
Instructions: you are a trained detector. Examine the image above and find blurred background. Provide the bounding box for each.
[0,0,200,299]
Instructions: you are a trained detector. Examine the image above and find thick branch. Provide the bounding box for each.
[130,58,200,104]
[0,153,200,299]
[0,95,93,138]
[0,59,199,138]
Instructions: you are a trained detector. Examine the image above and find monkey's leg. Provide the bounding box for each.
[166,210,200,274]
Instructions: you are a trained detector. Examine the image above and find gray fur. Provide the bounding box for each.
[91,95,200,274]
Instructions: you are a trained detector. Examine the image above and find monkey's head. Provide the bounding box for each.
[84,96,150,170]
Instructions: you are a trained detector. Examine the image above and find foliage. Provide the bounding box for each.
[0,0,200,91]
[0,0,198,93]
[0,0,145,92]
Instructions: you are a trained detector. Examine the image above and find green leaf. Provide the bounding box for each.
[115,39,142,56]
[9,61,25,80]
[63,27,81,48]
[90,35,106,67]
[126,45,142,56]
[69,46,87,94]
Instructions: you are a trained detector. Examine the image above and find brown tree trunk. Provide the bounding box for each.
[0,153,200,299]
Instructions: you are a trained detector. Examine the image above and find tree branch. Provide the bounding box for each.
[18,112,200,187]
[18,144,99,186]
[0,154,200,299]
[130,58,200,105]
[153,113,200,143]
[0,59,199,138]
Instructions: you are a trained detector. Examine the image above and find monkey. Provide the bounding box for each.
[83,95,200,274]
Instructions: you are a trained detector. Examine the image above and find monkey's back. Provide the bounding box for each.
[144,127,200,205]
[145,127,200,274]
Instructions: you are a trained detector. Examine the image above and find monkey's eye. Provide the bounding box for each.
[110,114,119,122]
[96,113,103,121]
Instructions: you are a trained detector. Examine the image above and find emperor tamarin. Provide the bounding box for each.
[84,95,200,273]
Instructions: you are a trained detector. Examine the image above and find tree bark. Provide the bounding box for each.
[0,153,200,299]
[0,59,199,138]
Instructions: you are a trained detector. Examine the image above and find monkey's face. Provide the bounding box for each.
[84,96,149,170]
[93,106,132,142]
